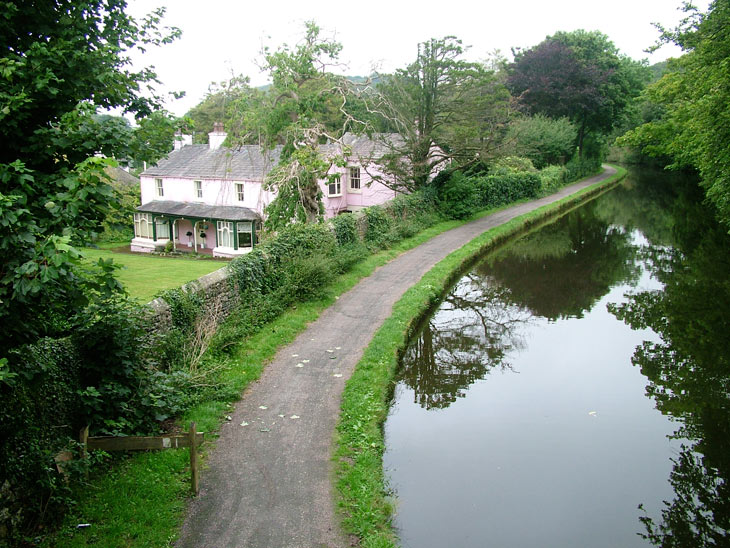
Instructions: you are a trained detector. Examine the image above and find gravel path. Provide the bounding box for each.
[176,166,617,548]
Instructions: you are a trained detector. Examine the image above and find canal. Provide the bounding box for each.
[383,167,730,547]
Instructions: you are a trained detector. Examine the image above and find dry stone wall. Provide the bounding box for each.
[148,266,238,332]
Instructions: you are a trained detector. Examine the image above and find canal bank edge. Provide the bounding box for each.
[334,164,628,547]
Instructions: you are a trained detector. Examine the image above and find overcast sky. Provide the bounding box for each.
[125,0,700,117]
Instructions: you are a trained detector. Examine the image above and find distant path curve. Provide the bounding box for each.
[177,166,618,548]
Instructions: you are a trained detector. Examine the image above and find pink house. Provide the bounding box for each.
[131,125,401,257]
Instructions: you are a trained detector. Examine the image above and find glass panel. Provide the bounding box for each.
[350,167,361,189]
[237,222,253,248]
[155,219,170,239]
[134,213,152,238]
[217,221,233,248]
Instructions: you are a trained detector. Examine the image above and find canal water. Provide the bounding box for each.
[384,168,730,547]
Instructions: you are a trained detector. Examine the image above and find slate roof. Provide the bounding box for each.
[141,133,403,180]
[137,200,261,221]
[142,144,282,180]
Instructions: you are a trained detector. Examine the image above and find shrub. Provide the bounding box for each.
[438,170,478,219]
[364,205,394,248]
[1,338,83,538]
[505,114,578,169]
[539,165,567,194]
[475,170,541,208]
[71,297,187,435]
[493,156,538,173]
[563,154,602,183]
[331,212,359,246]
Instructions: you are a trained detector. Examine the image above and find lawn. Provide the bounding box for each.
[83,245,228,302]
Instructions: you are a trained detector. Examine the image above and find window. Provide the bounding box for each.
[156,178,164,197]
[236,183,245,202]
[217,221,234,248]
[328,175,342,197]
[155,218,170,239]
[194,180,203,199]
[237,221,253,248]
[349,167,361,191]
[134,213,152,238]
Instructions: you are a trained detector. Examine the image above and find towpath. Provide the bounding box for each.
[176,166,617,548]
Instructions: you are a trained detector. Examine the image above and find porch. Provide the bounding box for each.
[131,201,261,258]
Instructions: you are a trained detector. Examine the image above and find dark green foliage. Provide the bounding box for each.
[332,212,359,245]
[0,1,179,352]
[1,338,82,534]
[71,297,188,435]
[364,206,395,247]
[475,171,541,207]
[437,171,478,220]
[0,300,189,538]
[158,287,205,331]
[563,154,602,183]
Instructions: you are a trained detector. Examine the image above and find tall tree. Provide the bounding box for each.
[507,30,649,156]
[373,38,512,191]
[0,0,179,349]
[618,0,730,230]
[185,76,262,144]
[229,22,367,228]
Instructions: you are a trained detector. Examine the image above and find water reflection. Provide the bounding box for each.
[400,276,532,409]
[387,168,730,546]
[480,200,641,320]
[608,173,730,546]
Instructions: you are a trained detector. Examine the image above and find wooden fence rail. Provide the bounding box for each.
[76,422,203,494]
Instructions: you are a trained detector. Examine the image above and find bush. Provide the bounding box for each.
[71,297,188,435]
[364,205,394,248]
[539,165,567,194]
[493,156,538,173]
[505,114,578,169]
[282,254,335,302]
[563,154,602,183]
[331,212,359,246]
[1,338,83,538]
[438,170,478,219]
[474,170,541,208]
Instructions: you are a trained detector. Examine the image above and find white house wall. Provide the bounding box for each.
[140,176,274,211]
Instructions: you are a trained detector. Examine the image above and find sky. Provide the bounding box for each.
[125,0,700,117]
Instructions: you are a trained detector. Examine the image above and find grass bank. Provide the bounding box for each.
[45,167,624,547]
[82,247,227,302]
[333,165,628,547]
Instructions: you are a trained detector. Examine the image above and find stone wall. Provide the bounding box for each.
[147,265,238,332]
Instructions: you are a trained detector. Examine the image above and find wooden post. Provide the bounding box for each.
[79,426,89,460]
[190,422,199,495]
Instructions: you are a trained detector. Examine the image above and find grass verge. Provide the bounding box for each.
[44,167,624,547]
[333,165,627,547]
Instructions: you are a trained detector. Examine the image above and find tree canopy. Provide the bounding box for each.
[374,37,512,190]
[618,0,730,230]
[0,0,179,349]
[226,22,370,228]
[507,30,649,155]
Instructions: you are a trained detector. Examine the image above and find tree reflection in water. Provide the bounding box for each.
[398,273,533,410]
[609,174,730,547]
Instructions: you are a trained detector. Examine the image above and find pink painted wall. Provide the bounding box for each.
[320,163,397,218]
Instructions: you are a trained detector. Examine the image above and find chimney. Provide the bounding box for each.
[174,131,193,150]
[208,122,227,150]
